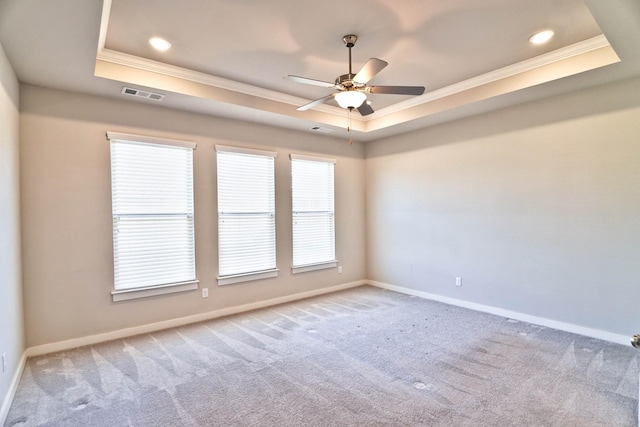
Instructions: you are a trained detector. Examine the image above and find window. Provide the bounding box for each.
[216,145,277,285]
[108,132,197,301]
[291,154,337,273]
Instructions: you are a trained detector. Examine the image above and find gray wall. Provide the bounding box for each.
[366,77,640,338]
[19,84,367,348]
[14,74,640,351]
[0,42,23,417]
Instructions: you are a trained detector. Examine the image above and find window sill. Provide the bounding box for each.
[218,269,279,286]
[112,280,199,302]
[291,261,338,274]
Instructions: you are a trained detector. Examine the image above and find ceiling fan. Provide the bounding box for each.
[285,35,425,116]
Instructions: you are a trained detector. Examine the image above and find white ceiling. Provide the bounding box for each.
[1,0,639,142]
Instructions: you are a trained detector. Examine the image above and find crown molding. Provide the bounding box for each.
[96,0,346,118]
[96,48,345,117]
[369,35,613,120]
[96,30,614,133]
[97,0,112,56]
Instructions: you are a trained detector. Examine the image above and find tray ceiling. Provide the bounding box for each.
[1,0,639,141]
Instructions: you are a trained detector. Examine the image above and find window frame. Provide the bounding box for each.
[216,144,278,286]
[107,131,198,301]
[290,153,337,274]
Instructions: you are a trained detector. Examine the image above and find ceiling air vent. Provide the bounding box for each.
[121,87,165,101]
[310,126,334,134]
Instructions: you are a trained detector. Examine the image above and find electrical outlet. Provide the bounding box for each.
[338,266,343,274]
[202,288,209,298]
[2,353,6,373]
[455,277,462,286]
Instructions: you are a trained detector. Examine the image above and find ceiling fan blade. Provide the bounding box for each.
[357,102,375,116]
[367,85,425,95]
[284,75,336,88]
[353,58,388,84]
[296,93,336,111]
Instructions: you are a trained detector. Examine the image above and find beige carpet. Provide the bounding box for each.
[5,286,639,426]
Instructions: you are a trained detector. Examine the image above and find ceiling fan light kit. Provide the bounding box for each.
[285,34,425,118]
[335,90,367,109]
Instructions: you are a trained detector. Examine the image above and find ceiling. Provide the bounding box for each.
[1,0,639,142]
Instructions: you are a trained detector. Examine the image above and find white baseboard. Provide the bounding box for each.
[0,350,27,427]
[26,280,366,357]
[369,280,631,346]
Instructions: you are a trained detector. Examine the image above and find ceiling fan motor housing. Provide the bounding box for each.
[335,73,365,90]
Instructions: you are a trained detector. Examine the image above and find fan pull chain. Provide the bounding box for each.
[347,107,353,144]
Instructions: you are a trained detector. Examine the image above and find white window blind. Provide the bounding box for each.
[291,154,336,270]
[109,132,196,295]
[216,145,277,283]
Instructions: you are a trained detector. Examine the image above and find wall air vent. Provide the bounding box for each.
[121,87,165,101]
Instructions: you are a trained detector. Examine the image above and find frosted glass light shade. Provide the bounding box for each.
[335,91,367,109]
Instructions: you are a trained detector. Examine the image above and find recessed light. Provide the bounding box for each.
[529,30,554,45]
[149,37,172,51]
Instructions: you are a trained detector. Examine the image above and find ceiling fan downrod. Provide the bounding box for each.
[343,34,358,78]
